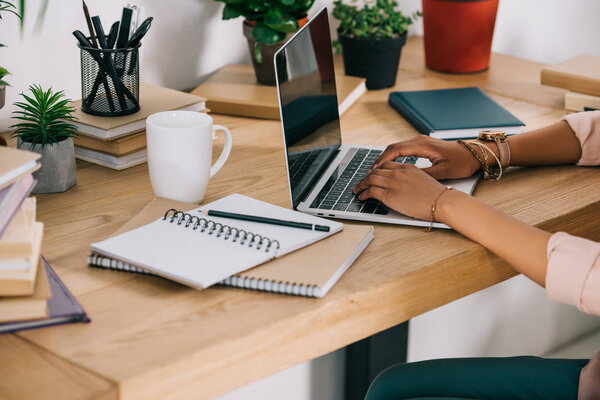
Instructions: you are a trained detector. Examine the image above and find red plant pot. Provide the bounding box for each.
[423,0,499,73]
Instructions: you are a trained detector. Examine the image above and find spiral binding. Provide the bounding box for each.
[88,253,319,297]
[162,209,280,252]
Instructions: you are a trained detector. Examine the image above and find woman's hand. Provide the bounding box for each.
[369,136,481,180]
[352,161,448,220]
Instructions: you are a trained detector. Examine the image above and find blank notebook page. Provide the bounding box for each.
[91,194,343,289]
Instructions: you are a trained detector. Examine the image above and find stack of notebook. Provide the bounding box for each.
[542,55,600,112]
[88,195,373,298]
[0,146,89,333]
[72,83,207,170]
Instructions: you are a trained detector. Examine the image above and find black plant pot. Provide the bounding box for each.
[338,32,407,90]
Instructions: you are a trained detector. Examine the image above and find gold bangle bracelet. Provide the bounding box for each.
[425,186,453,232]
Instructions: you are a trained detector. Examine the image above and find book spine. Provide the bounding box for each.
[220,276,318,298]
[388,94,433,135]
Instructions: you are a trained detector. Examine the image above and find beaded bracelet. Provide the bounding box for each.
[457,139,503,180]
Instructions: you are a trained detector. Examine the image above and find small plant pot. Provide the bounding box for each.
[242,18,307,86]
[0,86,5,109]
[338,32,407,90]
[423,0,499,73]
[18,138,77,194]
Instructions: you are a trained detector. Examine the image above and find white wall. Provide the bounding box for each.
[2,1,599,399]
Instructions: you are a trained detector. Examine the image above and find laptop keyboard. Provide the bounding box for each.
[313,148,417,214]
[289,149,327,188]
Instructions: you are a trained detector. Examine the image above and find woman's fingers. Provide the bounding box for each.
[357,186,387,202]
[353,172,393,194]
[370,139,439,171]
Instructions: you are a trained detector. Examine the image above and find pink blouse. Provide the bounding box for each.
[546,111,600,316]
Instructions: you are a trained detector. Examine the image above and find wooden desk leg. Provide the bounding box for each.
[344,321,409,400]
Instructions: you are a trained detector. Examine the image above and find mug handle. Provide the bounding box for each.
[209,125,233,178]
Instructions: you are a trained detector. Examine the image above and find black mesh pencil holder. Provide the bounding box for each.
[79,43,140,116]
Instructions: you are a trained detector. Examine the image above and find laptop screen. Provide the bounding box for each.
[274,8,342,208]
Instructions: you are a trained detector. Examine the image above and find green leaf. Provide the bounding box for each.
[264,9,298,33]
[253,22,285,45]
[254,42,262,63]
[222,4,244,20]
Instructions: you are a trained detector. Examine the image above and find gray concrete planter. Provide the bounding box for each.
[18,138,77,193]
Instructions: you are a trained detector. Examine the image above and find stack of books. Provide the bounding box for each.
[192,64,366,119]
[541,55,600,112]
[72,83,207,170]
[0,147,88,333]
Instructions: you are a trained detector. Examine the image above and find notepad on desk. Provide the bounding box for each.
[388,87,524,140]
[89,195,373,297]
[91,194,346,290]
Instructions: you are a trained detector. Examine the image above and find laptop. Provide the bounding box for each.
[273,7,479,229]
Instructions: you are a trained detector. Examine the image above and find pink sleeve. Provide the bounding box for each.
[561,111,600,165]
[546,232,600,316]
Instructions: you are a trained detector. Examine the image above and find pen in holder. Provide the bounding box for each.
[79,42,140,116]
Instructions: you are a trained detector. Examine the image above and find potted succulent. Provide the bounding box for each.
[333,0,419,90]
[214,0,315,85]
[10,85,79,193]
[422,0,499,73]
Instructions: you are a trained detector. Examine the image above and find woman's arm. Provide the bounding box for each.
[353,163,551,286]
[369,118,584,180]
[437,188,550,286]
[353,161,600,314]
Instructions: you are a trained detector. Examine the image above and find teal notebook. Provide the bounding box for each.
[388,87,524,140]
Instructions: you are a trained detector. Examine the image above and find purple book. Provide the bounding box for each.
[0,257,90,334]
[0,174,36,237]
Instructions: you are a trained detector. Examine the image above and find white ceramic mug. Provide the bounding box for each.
[146,111,232,203]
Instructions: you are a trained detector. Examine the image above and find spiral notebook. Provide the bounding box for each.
[91,194,344,290]
[89,197,373,297]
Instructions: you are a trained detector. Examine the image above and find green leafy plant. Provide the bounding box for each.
[10,85,79,149]
[214,0,315,61]
[0,67,9,87]
[0,0,21,87]
[333,0,420,40]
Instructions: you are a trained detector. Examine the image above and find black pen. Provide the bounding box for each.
[200,210,331,232]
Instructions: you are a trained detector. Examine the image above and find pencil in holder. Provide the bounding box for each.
[79,43,140,116]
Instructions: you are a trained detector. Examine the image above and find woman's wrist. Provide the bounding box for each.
[474,140,500,167]
[434,188,470,226]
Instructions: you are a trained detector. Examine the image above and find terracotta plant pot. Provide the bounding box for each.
[423,0,499,73]
[18,138,77,193]
[339,32,407,90]
[243,17,308,86]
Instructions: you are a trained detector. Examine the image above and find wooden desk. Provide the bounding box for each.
[2,37,599,400]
